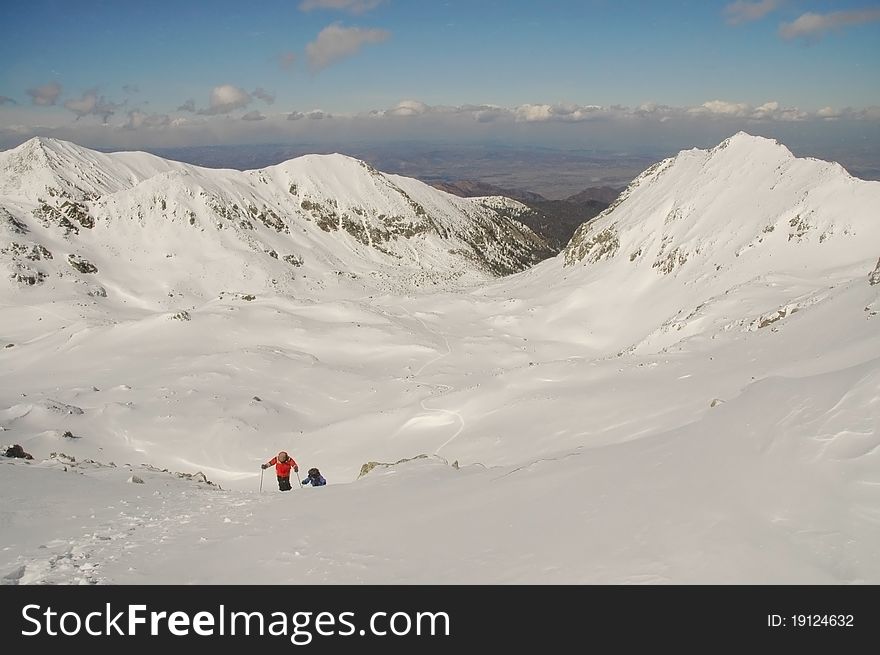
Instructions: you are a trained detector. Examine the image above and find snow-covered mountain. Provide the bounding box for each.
[0,137,552,306]
[489,131,880,355]
[2,133,879,584]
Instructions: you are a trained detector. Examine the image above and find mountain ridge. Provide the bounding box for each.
[1,137,554,304]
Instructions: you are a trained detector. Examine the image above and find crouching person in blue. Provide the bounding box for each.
[301,467,326,486]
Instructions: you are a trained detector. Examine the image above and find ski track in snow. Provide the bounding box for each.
[395,305,466,456]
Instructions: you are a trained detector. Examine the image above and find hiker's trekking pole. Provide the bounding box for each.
[295,468,302,489]
[260,467,264,493]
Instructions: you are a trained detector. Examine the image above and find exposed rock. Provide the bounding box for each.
[45,400,84,415]
[358,454,430,478]
[141,464,220,488]
[67,254,97,274]
[564,223,620,265]
[653,246,688,275]
[128,475,145,484]
[13,268,48,286]
[4,210,29,234]
[60,200,94,229]
[869,258,880,286]
[34,202,79,234]
[1,243,52,261]
[788,213,812,241]
[4,444,33,459]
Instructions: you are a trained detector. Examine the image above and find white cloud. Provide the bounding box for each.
[26,82,61,106]
[515,104,554,122]
[0,96,17,105]
[287,111,305,121]
[242,110,266,121]
[64,90,121,123]
[632,102,679,120]
[199,85,252,115]
[780,9,880,41]
[379,100,508,121]
[306,110,330,119]
[177,99,196,112]
[64,92,98,116]
[817,106,841,120]
[751,101,780,119]
[692,100,752,117]
[386,100,429,117]
[774,107,808,121]
[252,88,276,104]
[514,103,607,122]
[306,23,390,72]
[170,116,201,128]
[125,110,170,130]
[299,0,385,14]
[688,99,807,122]
[723,0,782,26]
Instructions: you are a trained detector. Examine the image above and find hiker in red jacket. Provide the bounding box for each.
[261,451,299,491]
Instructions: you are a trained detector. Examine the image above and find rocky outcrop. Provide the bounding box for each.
[869,258,880,286]
[4,444,33,459]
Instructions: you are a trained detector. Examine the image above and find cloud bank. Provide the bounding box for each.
[4,97,879,157]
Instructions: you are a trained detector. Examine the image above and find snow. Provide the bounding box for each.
[1,133,879,584]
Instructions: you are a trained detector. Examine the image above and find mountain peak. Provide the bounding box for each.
[711,131,792,160]
[7,135,98,171]
[17,135,54,149]
[13,135,77,158]
[563,132,877,284]
[10,135,52,159]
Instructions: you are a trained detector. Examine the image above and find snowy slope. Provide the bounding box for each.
[1,133,879,584]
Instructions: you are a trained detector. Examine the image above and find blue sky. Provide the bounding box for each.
[1,0,879,150]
